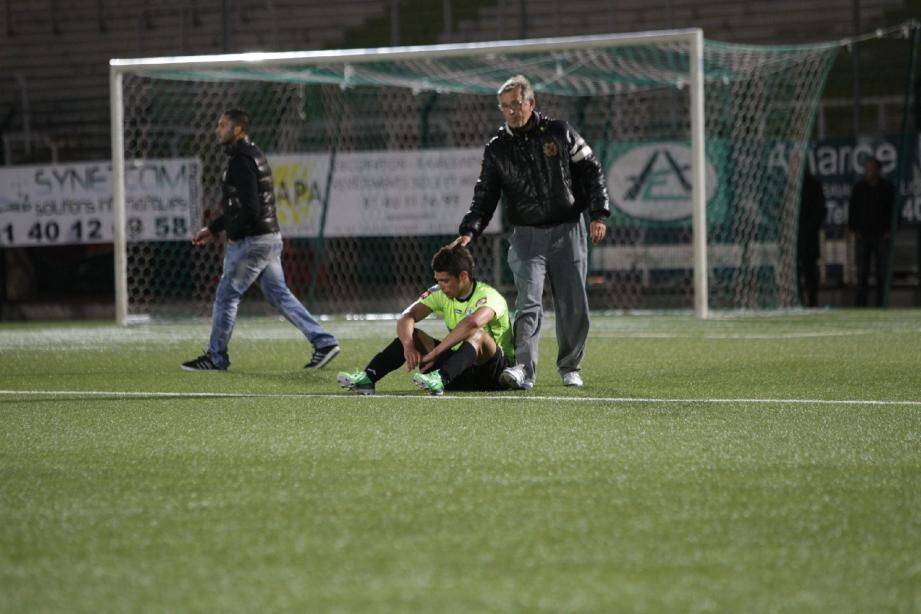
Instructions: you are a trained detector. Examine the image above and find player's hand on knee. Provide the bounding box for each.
[420,350,438,367]
[404,346,422,371]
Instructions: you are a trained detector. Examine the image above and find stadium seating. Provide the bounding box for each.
[0,0,912,163]
[1,0,911,165]
[0,0,389,164]
[450,0,905,44]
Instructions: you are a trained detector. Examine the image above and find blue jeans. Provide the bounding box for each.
[208,232,337,368]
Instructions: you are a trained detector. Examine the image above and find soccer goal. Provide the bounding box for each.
[109,29,838,324]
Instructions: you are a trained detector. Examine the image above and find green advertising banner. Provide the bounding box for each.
[600,135,921,231]
[599,139,731,228]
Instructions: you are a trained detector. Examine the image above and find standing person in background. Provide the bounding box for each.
[449,75,610,390]
[181,108,340,371]
[797,170,826,307]
[848,157,896,308]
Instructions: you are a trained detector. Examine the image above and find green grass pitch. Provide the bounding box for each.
[1,310,920,612]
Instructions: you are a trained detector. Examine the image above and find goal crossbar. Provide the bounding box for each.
[110,28,706,73]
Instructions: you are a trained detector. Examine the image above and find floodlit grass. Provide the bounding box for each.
[1,310,919,612]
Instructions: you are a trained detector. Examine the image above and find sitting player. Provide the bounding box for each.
[337,246,514,396]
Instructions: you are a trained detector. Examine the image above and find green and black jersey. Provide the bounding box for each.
[417,280,514,361]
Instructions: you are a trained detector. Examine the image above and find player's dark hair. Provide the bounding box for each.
[223,108,250,133]
[432,246,475,279]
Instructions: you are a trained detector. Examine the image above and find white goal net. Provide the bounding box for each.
[109,29,838,323]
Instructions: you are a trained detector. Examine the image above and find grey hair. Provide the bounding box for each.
[497,75,535,102]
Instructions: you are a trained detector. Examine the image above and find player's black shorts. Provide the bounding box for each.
[433,346,510,392]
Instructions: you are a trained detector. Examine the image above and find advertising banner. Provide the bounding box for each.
[602,140,723,225]
[0,159,200,247]
[269,147,496,238]
[3,136,914,248]
[601,136,921,229]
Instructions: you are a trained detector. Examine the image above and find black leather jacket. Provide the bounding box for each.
[208,137,280,240]
[459,112,610,238]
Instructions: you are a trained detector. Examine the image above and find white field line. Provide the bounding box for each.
[2,389,920,406]
[588,330,888,339]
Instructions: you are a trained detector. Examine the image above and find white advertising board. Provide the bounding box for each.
[270,147,498,237]
[0,159,200,247]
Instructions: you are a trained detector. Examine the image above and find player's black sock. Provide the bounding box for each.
[364,338,405,383]
[436,341,477,385]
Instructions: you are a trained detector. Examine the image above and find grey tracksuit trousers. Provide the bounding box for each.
[507,218,590,384]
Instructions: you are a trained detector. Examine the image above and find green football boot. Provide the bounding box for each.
[412,370,445,396]
[337,370,376,395]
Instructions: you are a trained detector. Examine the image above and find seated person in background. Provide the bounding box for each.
[337,246,514,396]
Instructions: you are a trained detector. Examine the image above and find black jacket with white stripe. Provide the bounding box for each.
[459,111,610,238]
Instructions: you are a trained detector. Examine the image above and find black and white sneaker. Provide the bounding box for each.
[305,345,340,369]
[181,353,225,371]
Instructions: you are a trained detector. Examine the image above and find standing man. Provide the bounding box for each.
[797,170,826,307]
[450,75,610,389]
[181,108,340,371]
[848,157,896,307]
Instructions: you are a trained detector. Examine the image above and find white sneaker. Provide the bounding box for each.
[499,365,533,390]
[562,372,583,387]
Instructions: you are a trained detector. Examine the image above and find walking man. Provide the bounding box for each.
[182,108,340,371]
